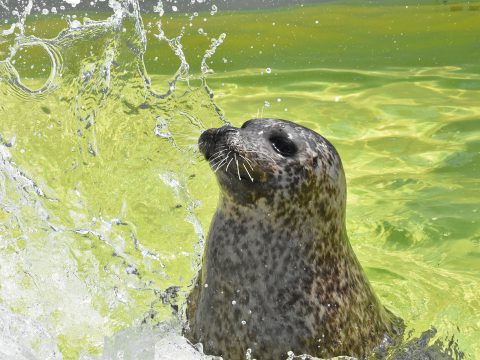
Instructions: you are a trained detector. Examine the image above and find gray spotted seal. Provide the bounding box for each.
[185,118,403,359]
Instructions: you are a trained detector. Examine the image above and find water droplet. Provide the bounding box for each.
[264,101,270,108]
[241,320,246,325]
[171,5,177,12]
[277,98,282,102]
[335,96,341,102]
[315,20,319,24]
[70,20,81,29]
[204,283,208,288]
[42,8,49,15]
[231,300,236,305]
[265,67,271,74]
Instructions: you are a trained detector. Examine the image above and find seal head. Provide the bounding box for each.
[186,118,401,359]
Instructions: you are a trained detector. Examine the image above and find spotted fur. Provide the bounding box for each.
[185,119,402,360]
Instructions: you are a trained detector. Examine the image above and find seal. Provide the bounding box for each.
[185,118,402,359]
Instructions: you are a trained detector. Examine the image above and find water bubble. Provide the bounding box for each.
[210,5,218,15]
[64,0,80,7]
[241,320,246,325]
[231,300,236,305]
[172,5,178,12]
[42,8,49,15]
[51,7,57,14]
[265,67,271,74]
[153,1,164,16]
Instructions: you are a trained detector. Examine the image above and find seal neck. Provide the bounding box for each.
[219,191,349,250]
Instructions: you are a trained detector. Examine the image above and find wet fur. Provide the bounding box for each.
[185,119,402,359]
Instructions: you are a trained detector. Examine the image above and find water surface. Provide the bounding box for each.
[0,1,479,359]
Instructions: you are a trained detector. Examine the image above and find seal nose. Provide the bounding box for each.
[198,125,237,160]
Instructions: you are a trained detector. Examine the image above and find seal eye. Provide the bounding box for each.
[269,135,297,157]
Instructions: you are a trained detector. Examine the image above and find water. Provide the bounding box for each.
[1,1,479,359]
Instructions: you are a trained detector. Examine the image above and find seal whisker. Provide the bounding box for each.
[238,154,254,170]
[225,157,234,172]
[234,153,241,180]
[242,163,254,182]
[209,152,228,163]
[208,148,228,162]
[211,154,229,169]
[244,150,277,165]
[213,152,231,172]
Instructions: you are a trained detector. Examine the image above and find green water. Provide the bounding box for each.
[0,1,479,359]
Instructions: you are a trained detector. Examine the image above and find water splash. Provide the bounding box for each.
[0,0,228,357]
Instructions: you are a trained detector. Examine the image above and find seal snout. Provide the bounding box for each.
[198,125,237,160]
